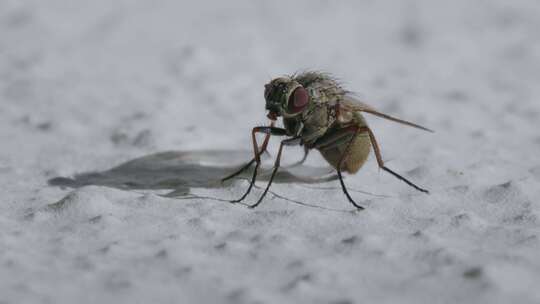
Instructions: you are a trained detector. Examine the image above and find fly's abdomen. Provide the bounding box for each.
[319,132,371,173]
[344,133,371,173]
[317,113,371,174]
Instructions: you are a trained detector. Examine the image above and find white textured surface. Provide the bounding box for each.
[1,1,540,303]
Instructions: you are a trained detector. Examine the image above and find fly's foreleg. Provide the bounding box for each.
[221,122,275,182]
[229,126,288,203]
[249,136,302,208]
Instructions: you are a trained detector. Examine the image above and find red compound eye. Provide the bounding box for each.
[287,87,309,113]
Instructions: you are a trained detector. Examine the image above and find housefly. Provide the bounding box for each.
[222,71,433,209]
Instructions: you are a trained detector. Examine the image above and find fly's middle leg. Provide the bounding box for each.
[284,146,309,168]
[249,136,302,208]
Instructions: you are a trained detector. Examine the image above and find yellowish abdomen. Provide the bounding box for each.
[318,113,371,174]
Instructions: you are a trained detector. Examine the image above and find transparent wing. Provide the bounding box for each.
[341,95,434,132]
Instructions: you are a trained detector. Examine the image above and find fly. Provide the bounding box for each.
[222,71,433,209]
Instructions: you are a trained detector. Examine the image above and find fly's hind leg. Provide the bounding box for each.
[364,128,429,193]
[312,125,429,210]
[336,127,365,210]
[313,125,366,210]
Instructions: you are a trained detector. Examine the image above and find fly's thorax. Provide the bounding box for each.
[352,111,368,127]
[299,103,331,145]
[337,107,354,124]
[305,85,344,123]
[289,85,343,144]
[283,116,302,136]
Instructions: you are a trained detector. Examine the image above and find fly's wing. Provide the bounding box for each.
[341,95,434,132]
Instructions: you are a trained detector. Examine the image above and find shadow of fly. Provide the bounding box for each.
[222,71,433,210]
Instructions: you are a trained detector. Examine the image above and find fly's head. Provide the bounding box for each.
[264,77,310,121]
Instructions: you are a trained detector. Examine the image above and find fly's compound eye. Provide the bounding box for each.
[287,87,309,113]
